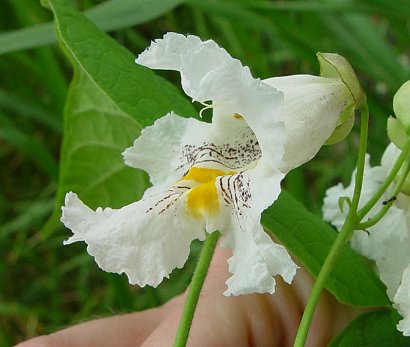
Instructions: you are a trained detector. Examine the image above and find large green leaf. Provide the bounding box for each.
[58,69,148,209]
[330,310,410,346]
[47,0,196,129]
[262,190,390,307]
[43,0,196,235]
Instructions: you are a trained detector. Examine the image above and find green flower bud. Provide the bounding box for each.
[317,52,364,144]
[393,80,410,134]
[317,52,365,108]
[387,116,408,149]
[325,112,355,145]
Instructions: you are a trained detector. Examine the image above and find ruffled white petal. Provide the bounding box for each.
[395,265,410,336]
[201,170,295,296]
[221,216,297,296]
[224,169,286,225]
[61,191,205,287]
[264,75,354,171]
[248,170,286,221]
[137,32,235,102]
[198,62,286,178]
[136,33,204,71]
[136,32,287,177]
[123,112,212,186]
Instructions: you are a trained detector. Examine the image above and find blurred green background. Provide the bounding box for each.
[1,0,409,345]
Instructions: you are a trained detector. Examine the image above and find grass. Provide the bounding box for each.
[1,0,409,345]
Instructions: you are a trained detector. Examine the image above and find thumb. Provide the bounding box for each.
[14,307,167,347]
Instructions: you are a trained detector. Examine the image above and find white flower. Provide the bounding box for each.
[62,33,355,296]
[323,142,410,335]
[395,265,410,336]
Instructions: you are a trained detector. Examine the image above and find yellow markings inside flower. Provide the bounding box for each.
[182,167,233,218]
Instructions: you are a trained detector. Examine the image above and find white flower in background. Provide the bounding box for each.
[62,32,357,296]
[323,143,410,335]
[396,266,410,335]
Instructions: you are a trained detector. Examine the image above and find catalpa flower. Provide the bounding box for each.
[323,143,410,335]
[62,33,358,296]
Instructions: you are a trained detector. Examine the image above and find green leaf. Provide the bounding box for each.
[329,310,410,346]
[43,0,196,235]
[0,0,186,55]
[262,190,390,307]
[48,0,196,128]
[57,69,148,208]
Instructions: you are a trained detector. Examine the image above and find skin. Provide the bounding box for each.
[15,247,362,347]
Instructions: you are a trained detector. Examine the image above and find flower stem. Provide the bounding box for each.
[293,104,369,347]
[350,103,369,215]
[173,231,220,347]
[292,217,356,347]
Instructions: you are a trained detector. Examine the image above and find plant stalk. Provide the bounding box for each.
[293,104,369,347]
[173,231,220,347]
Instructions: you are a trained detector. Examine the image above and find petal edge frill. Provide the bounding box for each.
[61,192,205,287]
[136,32,228,72]
[222,217,297,296]
[136,32,233,102]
